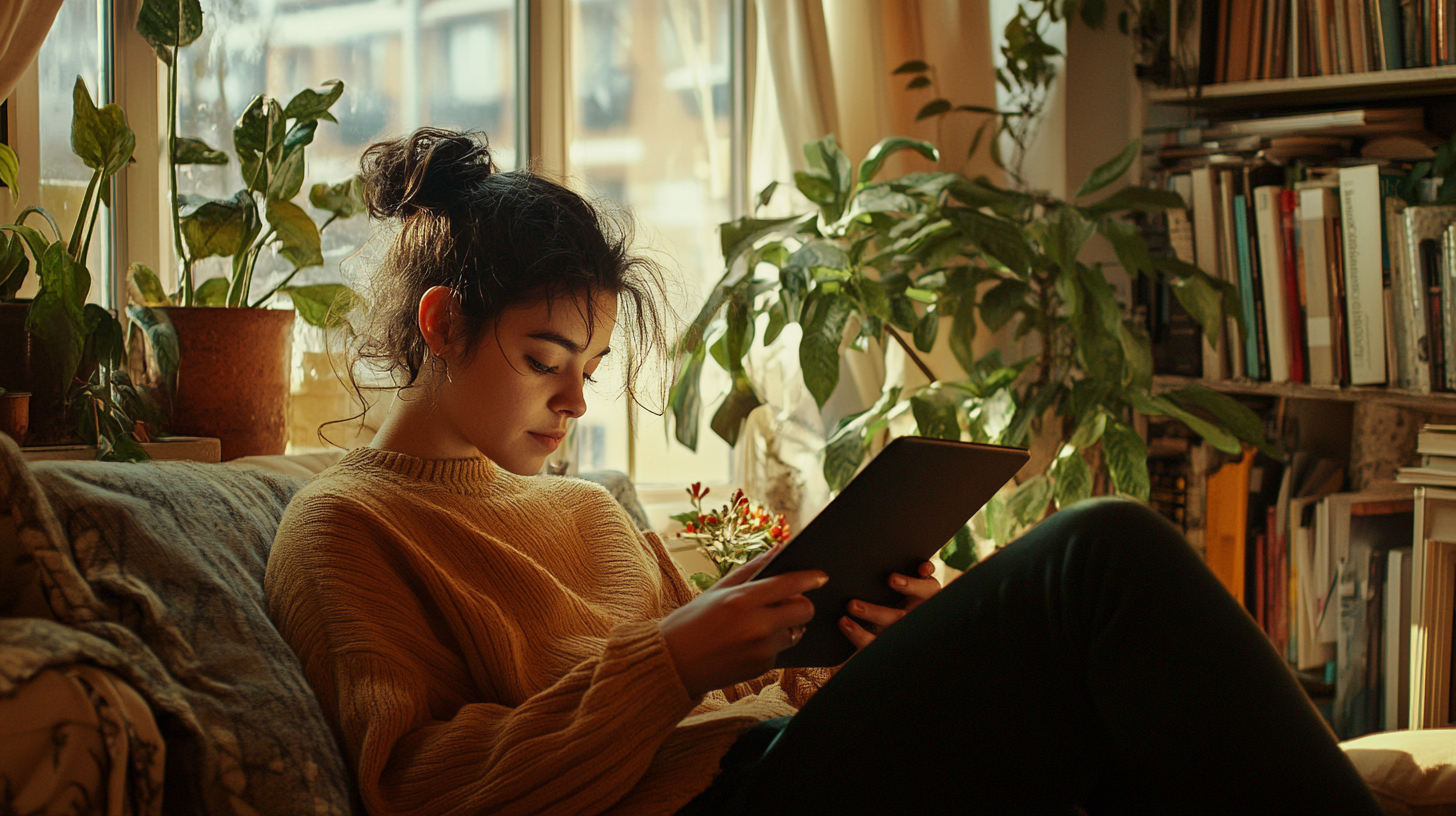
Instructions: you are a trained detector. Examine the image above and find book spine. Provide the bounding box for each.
[1422,238,1446,389]
[1256,186,1293,381]
[1301,188,1338,384]
[1389,197,1425,390]
[1379,0,1406,67]
[1340,165,1389,384]
[1191,167,1228,380]
[1282,189,1309,381]
[1443,224,1456,388]
[1236,193,1265,379]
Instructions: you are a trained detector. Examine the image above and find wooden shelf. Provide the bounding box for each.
[1152,375,1456,413]
[1145,65,1456,109]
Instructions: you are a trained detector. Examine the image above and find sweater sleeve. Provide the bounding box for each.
[267,497,703,816]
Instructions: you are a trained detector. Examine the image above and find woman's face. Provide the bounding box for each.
[436,291,616,475]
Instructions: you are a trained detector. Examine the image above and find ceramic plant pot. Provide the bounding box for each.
[161,306,295,460]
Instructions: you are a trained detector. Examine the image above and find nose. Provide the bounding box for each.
[551,375,587,419]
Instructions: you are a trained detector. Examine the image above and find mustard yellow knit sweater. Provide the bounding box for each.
[266,448,828,816]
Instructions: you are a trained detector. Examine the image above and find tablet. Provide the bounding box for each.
[753,435,1029,668]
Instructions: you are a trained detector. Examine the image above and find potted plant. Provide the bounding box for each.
[127,0,365,459]
[0,80,159,459]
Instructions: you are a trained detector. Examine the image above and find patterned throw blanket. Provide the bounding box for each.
[0,435,351,815]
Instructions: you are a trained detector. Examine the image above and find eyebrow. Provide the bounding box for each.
[527,331,611,358]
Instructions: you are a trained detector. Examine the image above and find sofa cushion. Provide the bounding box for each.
[1342,729,1456,816]
[0,435,349,815]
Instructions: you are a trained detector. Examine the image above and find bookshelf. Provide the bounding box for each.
[1146,65,1456,108]
[1153,375,1456,414]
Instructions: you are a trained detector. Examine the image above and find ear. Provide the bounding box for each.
[418,286,457,356]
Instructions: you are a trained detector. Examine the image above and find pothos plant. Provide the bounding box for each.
[129,0,364,325]
[0,79,166,461]
[667,133,1278,569]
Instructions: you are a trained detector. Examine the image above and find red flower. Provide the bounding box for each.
[684,523,696,533]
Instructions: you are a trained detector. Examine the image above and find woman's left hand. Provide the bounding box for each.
[838,561,941,651]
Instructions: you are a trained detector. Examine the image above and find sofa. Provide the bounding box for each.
[0,433,1452,816]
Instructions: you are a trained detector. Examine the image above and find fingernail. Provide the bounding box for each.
[849,601,862,614]
[891,575,908,588]
[816,573,829,587]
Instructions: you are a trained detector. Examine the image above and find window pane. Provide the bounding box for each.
[177,0,519,297]
[570,0,735,488]
[37,0,109,302]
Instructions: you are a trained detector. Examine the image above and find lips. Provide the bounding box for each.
[529,431,565,452]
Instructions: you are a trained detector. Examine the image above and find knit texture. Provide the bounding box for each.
[266,447,828,816]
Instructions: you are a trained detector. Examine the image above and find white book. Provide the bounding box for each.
[1340,165,1388,385]
[1179,172,1224,381]
[1299,188,1336,385]
[1386,547,1413,731]
[1254,186,1292,382]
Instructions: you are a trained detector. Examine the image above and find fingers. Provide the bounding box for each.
[847,599,905,630]
[715,544,783,588]
[889,570,941,608]
[839,615,875,651]
[744,569,828,605]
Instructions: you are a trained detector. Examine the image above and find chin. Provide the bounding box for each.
[498,454,548,477]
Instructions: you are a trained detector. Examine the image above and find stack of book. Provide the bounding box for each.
[1396,424,1456,486]
[1141,104,1456,392]
[1169,0,1456,87]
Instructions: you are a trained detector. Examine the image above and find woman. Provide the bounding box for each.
[266,128,1382,815]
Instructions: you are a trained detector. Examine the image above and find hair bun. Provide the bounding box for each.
[360,128,495,219]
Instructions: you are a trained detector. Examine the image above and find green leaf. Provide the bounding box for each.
[913,308,939,353]
[172,137,228,165]
[856,277,892,321]
[194,276,230,306]
[710,371,763,446]
[1098,217,1154,279]
[808,135,852,203]
[800,291,854,408]
[0,231,30,299]
[125,304,179,403]
[1074,138,1141,199]
[794,171,838,207]
[179,190,258,259]
[668,346,706,450]
[1169,271,1224,348]
[1163,384,1280,458]
[723,296,755,367]
[785,240,850,276]
[1083,186,1186,217]
[892,59,930,74]
[1120,319,1153,390]
[86,305,125,370]
[1127,391,1242,455]
[1067,412,1108,449]
[71,77,136,179]
[719,214,811,270]
[1006,474,1052,527]
[235,95,287,195]
[283,80,344,124]
[949,293,978,375]
[980,278,1029,331]
[858,137,939,187]
[943,207,1031,276]
[756,180,778,210]
[126,263,171,306]
[916,99,952,121]
[1102,419,1150,500]
[268,142,307,202]
[906,75,932,89]
[25,243,91,392]
[823,419,869,492]
[1051,451,1093,509]
[0,143,18,203]
[135,0,203,62]
[1042,206,1096,275]
[763,300,788,345]
[280,283,357,328]
[939,525,978,570]
[689,573,719,591]
[911,388,959,440]
[309,176,366,219]
[266,199,324,269]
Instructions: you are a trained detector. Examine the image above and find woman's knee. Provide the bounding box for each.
[1023,497,1193,568]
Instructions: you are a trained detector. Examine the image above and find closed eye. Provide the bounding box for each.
[529,356,597,383]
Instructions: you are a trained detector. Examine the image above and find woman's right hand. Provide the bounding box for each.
[659,547,826,698]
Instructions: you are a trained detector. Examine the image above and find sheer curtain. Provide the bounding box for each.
[737,0,1001,528]
[0,0,64,103]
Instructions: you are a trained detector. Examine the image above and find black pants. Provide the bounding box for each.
[683,498,1383,815]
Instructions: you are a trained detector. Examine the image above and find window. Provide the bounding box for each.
[570,0,738,489]
[19,0,741,495]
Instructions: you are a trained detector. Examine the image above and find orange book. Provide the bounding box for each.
[1205,448,1257,602]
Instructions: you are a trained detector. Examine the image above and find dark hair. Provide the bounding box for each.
[337,127,669,422]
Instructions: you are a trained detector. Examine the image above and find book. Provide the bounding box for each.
[1190,167,1229,380]
[1419,427,1456,455]
[1410,486,1456,727]
[1340,164,1389,385]
[1375,0,1405,70]
[1444,224,1456,389]
[1206,448,1256,602]
[1398,205,1456,391]
[1281,188,1309,381]
[1298,187,1339,384]
[1385,546,1413,731]
[1255,185,1294,381]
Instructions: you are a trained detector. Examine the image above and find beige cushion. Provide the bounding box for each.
[1342,729,1456,816]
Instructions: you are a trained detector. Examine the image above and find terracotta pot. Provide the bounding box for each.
[162,307,295,460]
[0,301,94,446]
[0,391,29,446]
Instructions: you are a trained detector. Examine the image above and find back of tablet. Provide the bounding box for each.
[754,436,1029,668]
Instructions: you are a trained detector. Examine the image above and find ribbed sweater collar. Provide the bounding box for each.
[340,446,499,495]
